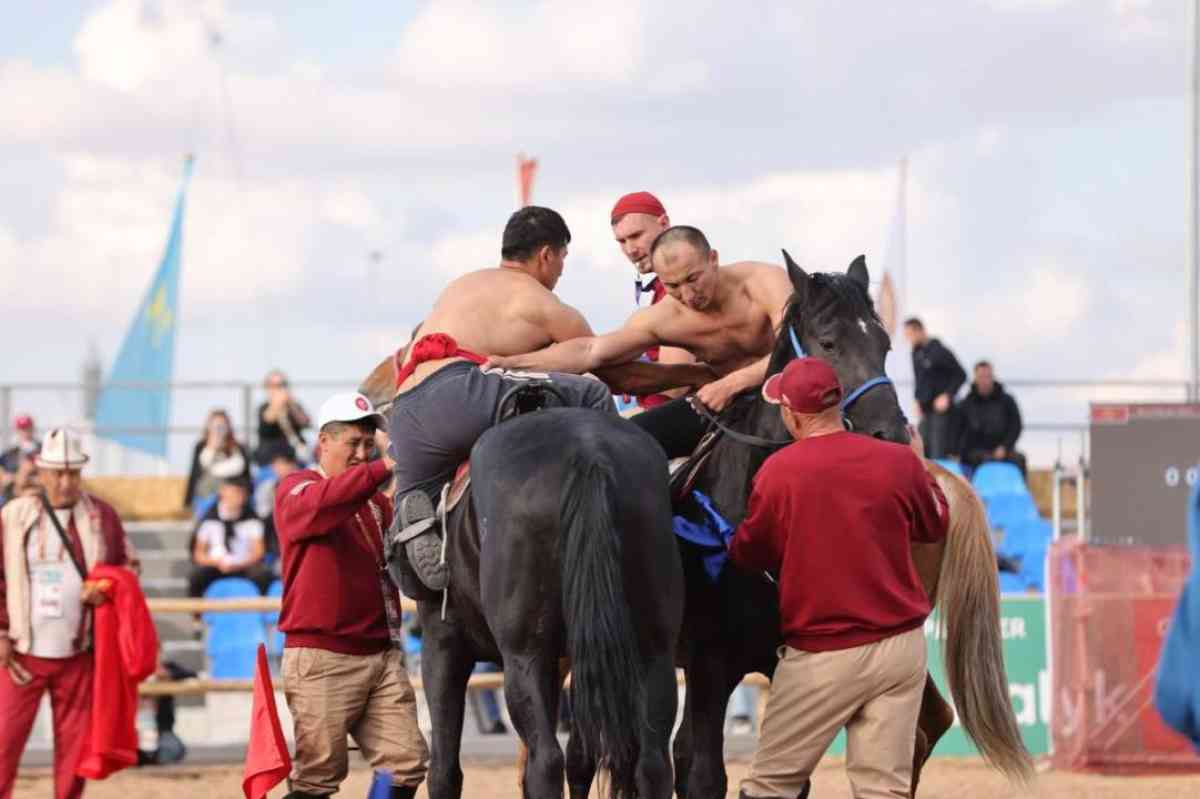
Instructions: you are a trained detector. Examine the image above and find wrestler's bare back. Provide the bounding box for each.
[645,262,790,376]
[399,268,582,391]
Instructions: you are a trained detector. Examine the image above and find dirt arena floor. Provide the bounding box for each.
[14,757,1200,798]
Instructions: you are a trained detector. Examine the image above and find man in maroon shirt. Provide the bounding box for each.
[729,358,949,799]
[275,392,427,799]
[610,191,694,410]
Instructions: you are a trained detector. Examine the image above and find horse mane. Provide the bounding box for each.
[768,271,880,377]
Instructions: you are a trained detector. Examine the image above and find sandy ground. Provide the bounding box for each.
[14,757,1200,798]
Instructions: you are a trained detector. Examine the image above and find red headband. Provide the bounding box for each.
[611,191,666,225]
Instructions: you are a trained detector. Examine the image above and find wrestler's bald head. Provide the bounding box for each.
[650,226,720,311]
[650,225,711,264]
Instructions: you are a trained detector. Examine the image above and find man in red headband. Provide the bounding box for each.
[610,192,695,410]
[386,206,710,592]
[487,224,793,460]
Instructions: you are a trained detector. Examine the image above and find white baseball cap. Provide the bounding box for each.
[317,392,385,432]
[36,428,90,470]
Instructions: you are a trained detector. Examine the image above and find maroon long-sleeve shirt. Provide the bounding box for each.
[729,431,949,652]
[275,460,395,655]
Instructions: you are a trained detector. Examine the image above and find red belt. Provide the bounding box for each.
[394,333,487,388]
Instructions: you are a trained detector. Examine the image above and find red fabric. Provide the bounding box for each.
[275,460,395,655]
[394,333,487,388]
[77,565,158,780]
[636,279,673,408]
[0,653,91,799]
[729,432,948,652]
[611,191,666,224]
[243,645,291,799]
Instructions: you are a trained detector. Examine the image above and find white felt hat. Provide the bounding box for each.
[35,428,90,470]
[317,392,385,432]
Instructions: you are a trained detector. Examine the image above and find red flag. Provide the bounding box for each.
[243,645,291,799]
[517,153,538,207]
[876,271,898,339]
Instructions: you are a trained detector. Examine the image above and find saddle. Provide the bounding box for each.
[437,375,567,518]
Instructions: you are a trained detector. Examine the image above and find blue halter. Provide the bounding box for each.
[786,324,894,426]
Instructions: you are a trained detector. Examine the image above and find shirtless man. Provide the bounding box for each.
[388,206,706,592]
[487,225,794,459]
[610,191,695,409]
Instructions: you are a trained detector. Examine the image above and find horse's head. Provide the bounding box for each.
[771,250,909,444]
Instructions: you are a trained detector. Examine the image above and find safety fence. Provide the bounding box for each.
[147,596,1051,759]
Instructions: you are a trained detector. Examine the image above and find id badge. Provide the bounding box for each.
[35,575,66,620]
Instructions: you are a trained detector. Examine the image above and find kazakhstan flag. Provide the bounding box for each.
[94,156,193,458]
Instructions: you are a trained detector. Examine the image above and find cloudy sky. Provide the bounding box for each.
[0,0,1192,466]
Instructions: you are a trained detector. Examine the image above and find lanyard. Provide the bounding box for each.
[39,496,88,581]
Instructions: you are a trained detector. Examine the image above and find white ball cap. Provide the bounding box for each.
[317,392,385,432]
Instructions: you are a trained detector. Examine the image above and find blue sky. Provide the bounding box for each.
[0,0,1192,468]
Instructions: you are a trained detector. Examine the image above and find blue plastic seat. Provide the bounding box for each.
[262,579,284,658]
[1003,518,1052,590]
[971,461,1028,498]
[934,459,965,477]
[986,493,1040,530]
[203,577,265,679]
[998,570,1027,594]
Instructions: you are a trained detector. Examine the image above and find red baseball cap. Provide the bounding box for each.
[14,415,33,431]
[611,191,666,225]
[761,358,843,413]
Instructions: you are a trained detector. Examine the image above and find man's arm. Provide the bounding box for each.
[694,265,794,411]
[728,470,785,573]
[912,458,950,544]
[1003,394,1023,451]
[935,342,967,400]
[275,460,391,543]
[593,361,717,396]
[655,346,696,399]
[0,512,9,635]
[487,302,662,375]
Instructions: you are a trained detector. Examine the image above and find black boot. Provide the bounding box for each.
[394,491,448,592]
[391,786,418,799]
[283,792,328,799]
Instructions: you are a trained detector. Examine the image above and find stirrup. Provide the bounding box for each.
[398,492,448,592]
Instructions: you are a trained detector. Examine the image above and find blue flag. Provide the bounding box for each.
[94,156,193,457]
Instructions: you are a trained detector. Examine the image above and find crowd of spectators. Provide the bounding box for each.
[903,317,1027,479]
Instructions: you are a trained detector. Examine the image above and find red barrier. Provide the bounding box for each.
[1048,539,1200,773]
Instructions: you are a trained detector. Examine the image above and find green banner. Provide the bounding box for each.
[823,596,1048,757]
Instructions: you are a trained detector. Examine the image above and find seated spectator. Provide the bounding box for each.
[188,476,273,597]
[254,370,311,465]
[0,452,40,508]
[0,414,39,493]
[253,445,301,560]
[184,410,251,517]
[955,360,1027,478]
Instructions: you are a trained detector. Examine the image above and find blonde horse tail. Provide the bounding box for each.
[931,464,1036,786]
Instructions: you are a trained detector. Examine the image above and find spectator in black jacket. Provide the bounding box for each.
[956,361,1027,478]
[903,317,966,459]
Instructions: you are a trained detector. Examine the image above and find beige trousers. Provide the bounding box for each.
[741,627,927,799]
[283,646,429,794]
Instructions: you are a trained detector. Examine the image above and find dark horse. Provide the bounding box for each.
[673,253,1034,798]
[408,408,684,799]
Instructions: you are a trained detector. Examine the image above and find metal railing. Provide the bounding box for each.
[0,377,1188,474]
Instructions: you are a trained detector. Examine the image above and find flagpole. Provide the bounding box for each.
[898,156,908,317]
[1189,0,1200,400]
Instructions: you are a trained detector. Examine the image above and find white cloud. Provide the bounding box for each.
[393,0,642,89]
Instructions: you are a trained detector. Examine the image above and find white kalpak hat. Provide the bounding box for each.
[36,428,90,470]
[317,392,385,432]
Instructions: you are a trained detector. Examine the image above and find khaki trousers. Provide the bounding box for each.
[283,647,429,794]
[741,627,927,799]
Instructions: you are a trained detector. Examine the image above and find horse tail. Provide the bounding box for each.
[560,452,644,799]
[932,464,1036,786]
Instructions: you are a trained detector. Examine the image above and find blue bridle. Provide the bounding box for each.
[787,324,894,428]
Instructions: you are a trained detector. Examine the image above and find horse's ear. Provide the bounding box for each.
[782,249,808,291]
[847,254,869,290]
